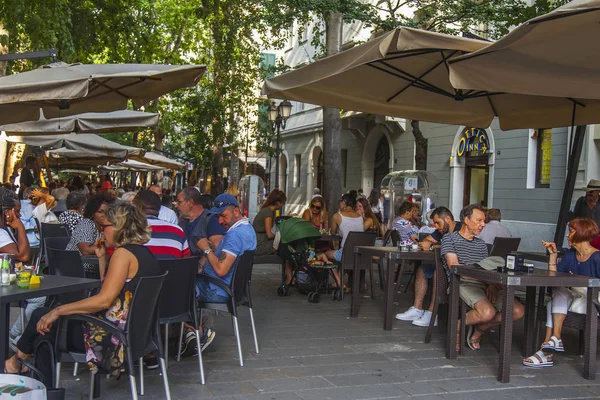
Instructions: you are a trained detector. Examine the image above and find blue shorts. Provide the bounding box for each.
[334,248,343,262]
[195,278,229,303]
[421,264,435,280]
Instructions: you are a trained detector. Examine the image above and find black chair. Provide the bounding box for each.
[196,250,257,367]
[44,237,71,252]
[56,272,171,400]
[337,231,378,300]
[489,237,521,258]
[157,257,205,384]
[425,247,447,343]
[36,221,70,273]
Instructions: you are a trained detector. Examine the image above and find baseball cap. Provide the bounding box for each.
[208,193,239,215]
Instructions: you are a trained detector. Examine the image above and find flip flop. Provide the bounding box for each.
[541,335,564,352]
[467,325,484,350]
[523,350,553,368]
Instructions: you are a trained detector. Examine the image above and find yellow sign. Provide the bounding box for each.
[457,128,489,157]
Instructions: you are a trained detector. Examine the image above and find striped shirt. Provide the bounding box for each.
[145,216,190,259]
[440,231,488,281]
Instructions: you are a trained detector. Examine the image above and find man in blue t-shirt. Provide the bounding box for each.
[195,194,257,350]
[396,207,461,327]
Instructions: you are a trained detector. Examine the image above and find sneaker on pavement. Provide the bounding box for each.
[178,329,198,358]
[395,306,423,321]
[412,310,438,327]
[143,357,159,370]
[200,329,216,353]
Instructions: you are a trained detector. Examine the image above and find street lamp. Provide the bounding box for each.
[268,99,292,189]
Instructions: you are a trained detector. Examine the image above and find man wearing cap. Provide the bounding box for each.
[195,194,257,345]
[570,179,600,226]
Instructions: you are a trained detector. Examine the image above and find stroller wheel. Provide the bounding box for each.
[332,288,342,301]
[313,293,320,303]
[307,292,314,302]
[278,286,290,297]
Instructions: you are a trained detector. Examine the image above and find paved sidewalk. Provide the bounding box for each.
[60,264,600,399]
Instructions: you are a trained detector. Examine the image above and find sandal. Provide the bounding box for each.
[467,325,484,350]
[456,333,461,352]
[541,336,564,352]
[523,350,553,368]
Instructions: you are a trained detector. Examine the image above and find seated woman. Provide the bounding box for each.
[523,218,600,368]
[4,201,160,378]
[325,194,364,289]
[0,188,30,262]
[357,197,380,234]
[67,194,115,278]
[58,191,86,235]
[253,189,286,256]
[302,196,330,252]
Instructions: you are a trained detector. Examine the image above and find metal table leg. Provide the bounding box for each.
[350,251,362,317]
[446,273,459,360]
[523,286,537,357]
[384,255,395,331]
[583,286,598,380]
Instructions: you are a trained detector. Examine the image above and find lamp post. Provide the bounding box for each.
[267,100,292,190]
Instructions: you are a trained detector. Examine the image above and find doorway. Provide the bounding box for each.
[373,137,390,192]
[463,155,489,207]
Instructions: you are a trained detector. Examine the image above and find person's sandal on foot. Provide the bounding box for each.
[541,335,564,352]
[467,325,484,350]
[523,350,553,368]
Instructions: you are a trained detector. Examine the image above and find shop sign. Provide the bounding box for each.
[457,127,489,157]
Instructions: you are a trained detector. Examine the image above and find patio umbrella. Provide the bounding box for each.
[134,151,185,170]
[262,27,600,130]
[448,0,600,100]
[6,133,144,159]
[0,110,159,135]
[0,62,206,125]
[99,160,165,172]
[45,148,123,168]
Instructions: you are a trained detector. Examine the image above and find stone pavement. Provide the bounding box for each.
[58,264,600,399]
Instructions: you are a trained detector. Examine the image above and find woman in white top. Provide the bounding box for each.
[325,194,364,290]
[30,188,58,224]
[0,188,30,262]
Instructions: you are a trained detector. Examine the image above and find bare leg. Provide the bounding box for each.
[285,260,293,285]
[5,352,31,373]
[413,268,427,310]
[550,313,567,340]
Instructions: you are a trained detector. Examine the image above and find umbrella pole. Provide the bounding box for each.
[42,154,53,184]
[553,125,586,245]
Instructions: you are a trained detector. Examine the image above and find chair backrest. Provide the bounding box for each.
[40,223,70,239]
[341,231,378,270]
[44,237,70,251]
[489,237,521,258]
[433,247,448,304]
[381,229,392,246]
[46,247,86,278]
[231,250,256,306]
[389,230,400,247]
[157,257,201,323]
[126,272,168,360]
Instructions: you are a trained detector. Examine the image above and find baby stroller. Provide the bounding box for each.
[276,218,341,303]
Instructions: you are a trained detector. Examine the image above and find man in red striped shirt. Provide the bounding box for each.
[133,190,190,259]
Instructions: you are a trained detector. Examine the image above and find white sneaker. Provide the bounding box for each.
[412,310,438,327]
[395,306,424,321]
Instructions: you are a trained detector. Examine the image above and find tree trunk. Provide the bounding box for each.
[212,145,224,195]
[323,12,344,223]
[411,120,428,171]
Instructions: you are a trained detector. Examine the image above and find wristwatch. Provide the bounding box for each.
[203,248,212,256]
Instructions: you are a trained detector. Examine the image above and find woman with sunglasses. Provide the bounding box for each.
[4,201,161,379]
[66,194,115,278]
[302,196,328,232]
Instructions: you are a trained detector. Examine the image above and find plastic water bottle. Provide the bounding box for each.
[1,254,10,286]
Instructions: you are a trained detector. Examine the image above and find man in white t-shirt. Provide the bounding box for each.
[150,184,178,224]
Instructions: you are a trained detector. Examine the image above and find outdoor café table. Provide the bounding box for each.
[446,265,600,383]
[351,246,435,330]
[0,275,100,362]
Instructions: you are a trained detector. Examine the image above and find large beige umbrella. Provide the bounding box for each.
[45,148,123,168]
[262,27,600,130]
[6,133,145,158]
[448,0,600,100]
[100,159,165,172]
[0,110,159,135]
[134,151,185,170]
[0,62,206,125]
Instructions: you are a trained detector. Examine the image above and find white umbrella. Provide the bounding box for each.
[100,160,165,172]
[0,110,159,135]
[134,151,185,170]
[0,62,206,124]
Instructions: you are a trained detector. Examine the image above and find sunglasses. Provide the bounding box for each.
[213,200,237,208]
[311,204,322,210]
[99,223,112,232]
